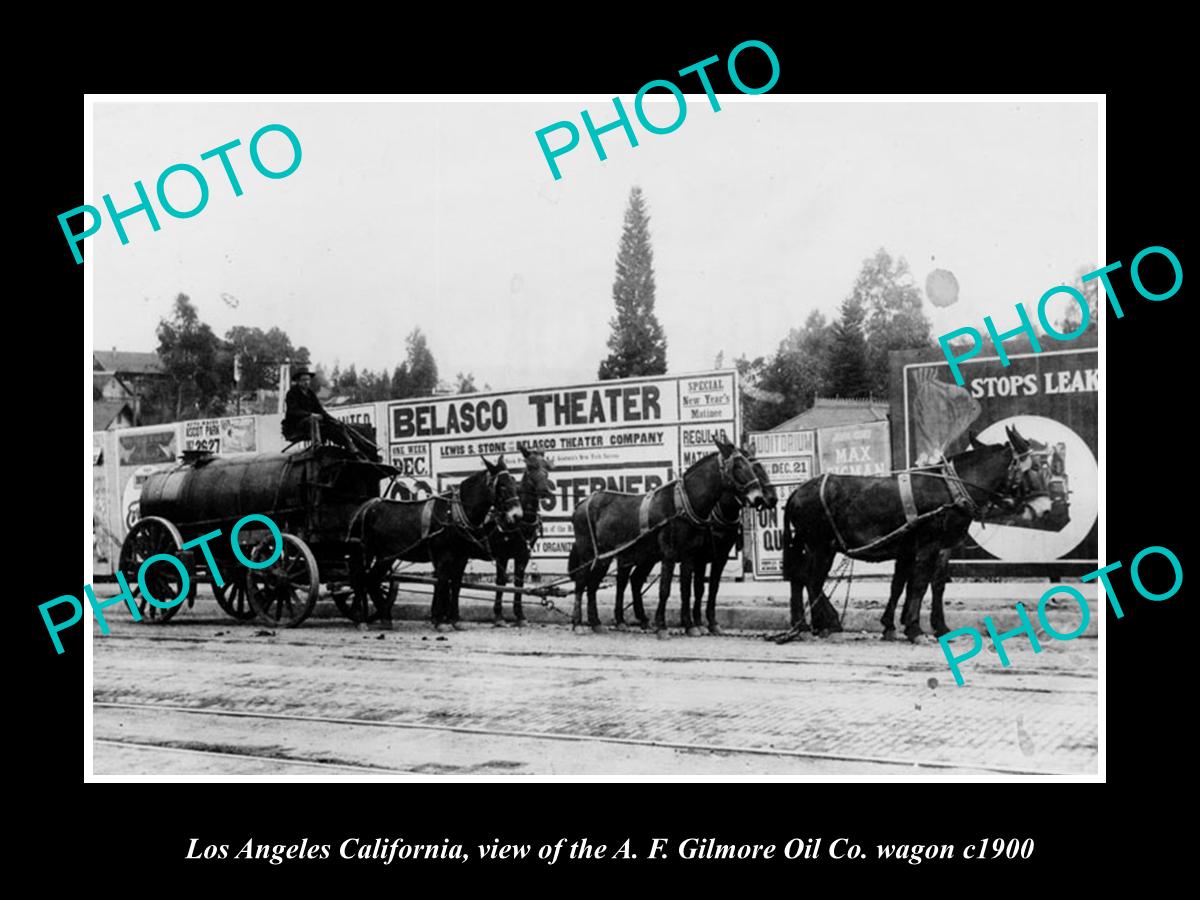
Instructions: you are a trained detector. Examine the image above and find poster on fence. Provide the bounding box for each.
[182,415,257,454]
[747,429,815,578]
[385,371,738,566]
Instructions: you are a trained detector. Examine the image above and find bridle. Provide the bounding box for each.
[916,442,1043,521]
[719,449,762,506]
[451,468,521,535]
[492,468,552,543]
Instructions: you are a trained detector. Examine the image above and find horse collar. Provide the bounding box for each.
[943,459,980,517]
[675,480,705,525]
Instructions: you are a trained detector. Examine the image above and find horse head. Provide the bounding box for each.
[1002,425,1052,520]
[954,427,1050,520]
[518,442,556,498]
[481,454,522,525]
[715,437,763,507]
[738,440,776,511]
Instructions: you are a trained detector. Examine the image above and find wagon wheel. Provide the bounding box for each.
[118,516,195,624]
[245,533,319,628]
[212,573,256,621]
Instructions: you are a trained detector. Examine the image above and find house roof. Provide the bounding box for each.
[93,350,164,376]
[771,396,889,432]
[94,400,133,429]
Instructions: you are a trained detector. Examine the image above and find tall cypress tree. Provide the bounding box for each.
[598,186,668,379]
[827,294,872,398]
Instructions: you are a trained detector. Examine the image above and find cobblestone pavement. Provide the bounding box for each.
[92,590,1098,778]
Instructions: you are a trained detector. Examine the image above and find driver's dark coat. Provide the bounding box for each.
[282,384,328,437]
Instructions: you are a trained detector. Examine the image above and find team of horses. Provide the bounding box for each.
[346,427,1045,642]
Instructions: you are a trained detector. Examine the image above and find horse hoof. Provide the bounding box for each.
[384,620,396,632]
[451,622,466,632]
[514,619,527,629]
[685,627,701,637]
[638,620,652,632]
[493,618,507,628]
[434,623,450,633]
[357,622,370,633]
[907,632,930,645]
[882,628,897,642]
[933,627,950,639]
[708,624,723,636]
[614,622,629,632]
[656,629,670,641]
[590,624,605,635]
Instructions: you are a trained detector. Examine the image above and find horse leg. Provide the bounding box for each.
[569,544,584,629]
[808,545,843,637]
[900,547,938,643]
[655,559,676,639]
[431,553,449,631]
[586,563,606,633]
[512,552,528,627]
[692,559,706,630]
[929,549,952,637]
[679,558,700,637]
[614,561,631,630]
[372,558,397,631]
[706,554,729,635]
[882,550,913,641]
[493,556,509,626]
[449,555,469,630]
[630,563,651,630]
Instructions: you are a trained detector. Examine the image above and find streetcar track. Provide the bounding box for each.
[94,738,412,775]
[93,630,1098,689]
[95,701,1081,776]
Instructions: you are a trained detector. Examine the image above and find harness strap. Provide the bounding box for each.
[638,491,654,534]
[420,498,435,539]
[674,480,705,525]
[708,502,740,530]
[818,473,851,553]
[898,472,919,525]
[943,459,977,514]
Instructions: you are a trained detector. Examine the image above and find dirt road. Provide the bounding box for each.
[92,588,1098,778]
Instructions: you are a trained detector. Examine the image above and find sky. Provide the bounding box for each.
[92,98,1098,391]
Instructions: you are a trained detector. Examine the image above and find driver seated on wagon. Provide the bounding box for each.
[281,366,374,458]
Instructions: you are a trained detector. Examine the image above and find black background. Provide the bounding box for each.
[22,20,1187,886]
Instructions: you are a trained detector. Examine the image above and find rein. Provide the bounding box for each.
[576,450,756,572]
[817,446,1030,557]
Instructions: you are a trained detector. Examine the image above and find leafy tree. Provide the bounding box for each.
[739,311,833,431]
[827,294,872,398]
[598,186,667,379]
[851,248,933,397]
[392,363,412,399]
[1054,264,1100,337]
[153,293,230,419]
[227,325,310,392]
[392,327,439,398]
[454,372,479,394]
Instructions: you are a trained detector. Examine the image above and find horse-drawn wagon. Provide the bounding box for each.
[118,445,398,627]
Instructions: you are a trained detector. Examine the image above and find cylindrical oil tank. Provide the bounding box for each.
[138,452,311,535]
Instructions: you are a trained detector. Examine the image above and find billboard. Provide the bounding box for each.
[817,421,891,476]
[746,429,815,578]
[385,371,739,561]
[182,415,257,454]
[890,342,1098,572]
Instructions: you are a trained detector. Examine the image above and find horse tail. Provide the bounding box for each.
[781,496,804,579]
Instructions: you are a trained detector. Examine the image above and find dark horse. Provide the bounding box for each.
[350,456,522,631]
[781,426,1038,643]
[568,439,763,636]
[880,429,1049,639]
[613,452,777,636]
[488,444,556,626]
